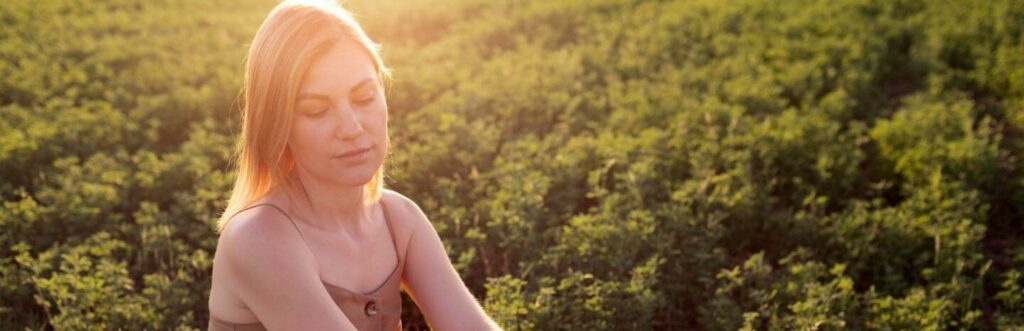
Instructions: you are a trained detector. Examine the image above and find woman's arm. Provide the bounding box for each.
[388,193,501,331]
[218,207,357,331]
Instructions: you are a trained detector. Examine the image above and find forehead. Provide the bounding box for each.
[298,37,376,96]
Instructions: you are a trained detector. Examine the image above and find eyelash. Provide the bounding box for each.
[306,93,376,118]
[305,88,378,117]
[353,94,375,106]
[309,108,329,118]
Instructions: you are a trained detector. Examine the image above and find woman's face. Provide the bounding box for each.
[288,37,387,189]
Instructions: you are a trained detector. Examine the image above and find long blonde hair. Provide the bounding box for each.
[217,0,390,232]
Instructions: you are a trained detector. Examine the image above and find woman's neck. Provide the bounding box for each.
[277,169,369,232]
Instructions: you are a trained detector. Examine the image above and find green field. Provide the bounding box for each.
[2,0,1023,329]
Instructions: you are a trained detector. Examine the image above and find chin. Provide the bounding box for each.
[331,174,375,187]
[330,163,381,187]
[300,153,383,188]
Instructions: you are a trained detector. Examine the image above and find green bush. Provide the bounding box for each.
[2,0,1023,329]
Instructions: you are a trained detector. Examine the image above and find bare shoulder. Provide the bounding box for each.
[380,189,434,236]
[212,206,354,329]
[216,205,316,281]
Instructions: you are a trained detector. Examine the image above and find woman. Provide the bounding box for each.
[207,1,500,330]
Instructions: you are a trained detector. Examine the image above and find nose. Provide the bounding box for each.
[332,104,364,141]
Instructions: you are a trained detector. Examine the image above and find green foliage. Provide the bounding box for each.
[703,251,860,331]
[870,93,1000,194]
[2,0,1023,329]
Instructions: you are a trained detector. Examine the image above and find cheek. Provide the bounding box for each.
[366,101,388,134]
[288,118,324,159]
[288,119,307,146]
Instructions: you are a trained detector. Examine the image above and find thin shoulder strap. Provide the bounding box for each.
[379,198,403,263]
[232,203,321,275]
[234,203,308,242]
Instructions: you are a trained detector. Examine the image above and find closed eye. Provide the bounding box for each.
[306,107,329,118]
[353,96,375,106]
[352,88,376,106]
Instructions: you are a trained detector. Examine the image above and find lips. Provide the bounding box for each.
[335,146,371,159]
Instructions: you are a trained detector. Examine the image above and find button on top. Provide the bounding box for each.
[364,301,379,316]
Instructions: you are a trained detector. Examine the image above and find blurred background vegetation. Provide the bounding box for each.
[1,0,1023,329]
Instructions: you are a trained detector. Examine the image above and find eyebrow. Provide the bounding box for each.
[297,78,375,101]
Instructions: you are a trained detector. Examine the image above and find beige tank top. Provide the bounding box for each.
[208,201,404,331]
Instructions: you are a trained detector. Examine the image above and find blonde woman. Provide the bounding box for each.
[207,1,500,330]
